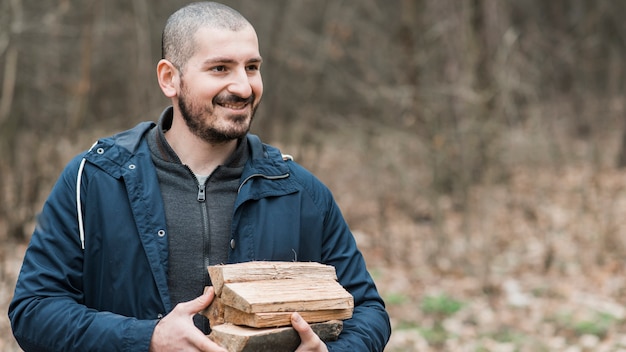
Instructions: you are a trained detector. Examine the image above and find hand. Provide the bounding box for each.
[291,312,329,352]
[149,287,227,352]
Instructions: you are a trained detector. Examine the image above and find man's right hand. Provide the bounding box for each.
[149,287,227,352]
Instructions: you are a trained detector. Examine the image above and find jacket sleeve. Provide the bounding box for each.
[8,156,157,352]
[319,192,391,351]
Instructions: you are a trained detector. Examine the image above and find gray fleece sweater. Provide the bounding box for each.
[147,110,249,332]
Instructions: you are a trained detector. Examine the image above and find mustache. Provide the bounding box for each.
[213,94,255,105]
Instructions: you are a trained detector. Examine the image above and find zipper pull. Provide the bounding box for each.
[197,183,206,202]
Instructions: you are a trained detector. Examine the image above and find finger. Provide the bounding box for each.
[291,312,317,342]
[178,287,215,315]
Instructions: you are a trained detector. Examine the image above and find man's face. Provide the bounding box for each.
[176,25,263,144]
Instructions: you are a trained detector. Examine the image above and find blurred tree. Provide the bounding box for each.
[0,0,625,250]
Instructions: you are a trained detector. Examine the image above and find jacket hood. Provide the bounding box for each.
[83,121,155,179]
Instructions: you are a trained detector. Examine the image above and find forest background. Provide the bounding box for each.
[2,0,626,351]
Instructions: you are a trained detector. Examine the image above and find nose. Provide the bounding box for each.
[227,67,253,98]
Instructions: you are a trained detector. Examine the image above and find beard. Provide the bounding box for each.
[177,81,258,144]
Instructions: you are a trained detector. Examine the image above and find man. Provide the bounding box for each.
[9,2,391,351]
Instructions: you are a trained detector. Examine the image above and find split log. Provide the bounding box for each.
[208,261,338,296]
[209,320,343,352]
[223,305,354,328]
[220,278,354,314]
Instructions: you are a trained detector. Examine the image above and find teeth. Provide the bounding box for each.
[221,103,247,109]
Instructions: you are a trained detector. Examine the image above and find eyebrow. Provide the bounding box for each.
[201,56,263,66]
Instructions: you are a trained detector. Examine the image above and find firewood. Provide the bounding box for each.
[220,278,354,314]
[208,320,343,352]
[208,261,337,296]
[203,261,353,349]
[223,305,354,328]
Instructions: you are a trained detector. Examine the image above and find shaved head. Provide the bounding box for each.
[161,2,253,70]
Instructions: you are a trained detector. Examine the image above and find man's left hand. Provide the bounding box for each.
[291,312,330,352]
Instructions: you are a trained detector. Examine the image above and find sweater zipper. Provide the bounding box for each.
[186,164,211,288]
[197,180,211,288]
[197,182,206,202]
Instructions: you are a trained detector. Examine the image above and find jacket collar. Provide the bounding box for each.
[85,106,290,179]
[244,134,290,177]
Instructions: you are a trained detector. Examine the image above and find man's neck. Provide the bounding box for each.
[164,117,238,176]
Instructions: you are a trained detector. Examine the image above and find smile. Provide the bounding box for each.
[218,102,249,110]
[214,93,255,111]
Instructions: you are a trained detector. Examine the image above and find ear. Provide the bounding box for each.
[157,59,179,98]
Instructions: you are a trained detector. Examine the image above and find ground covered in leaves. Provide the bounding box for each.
[367,165,626,351]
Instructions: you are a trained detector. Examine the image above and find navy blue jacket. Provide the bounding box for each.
[9,121,391,351]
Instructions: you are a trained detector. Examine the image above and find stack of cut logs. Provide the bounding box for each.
[204,261,354,352]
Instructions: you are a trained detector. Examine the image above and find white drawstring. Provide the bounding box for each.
[76,142,97,250]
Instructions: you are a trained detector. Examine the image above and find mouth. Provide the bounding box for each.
[217,101,249,111]
[215,94,255,112]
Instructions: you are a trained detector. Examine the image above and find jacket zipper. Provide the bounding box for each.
[237,173,290,193]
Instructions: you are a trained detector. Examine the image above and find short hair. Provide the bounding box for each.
[161,2,252,70]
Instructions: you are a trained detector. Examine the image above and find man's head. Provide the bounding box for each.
[157,2,263,144]
[162,2,251,71]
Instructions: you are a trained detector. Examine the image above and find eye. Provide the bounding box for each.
[211,65,227,72]
[246,64,260,72]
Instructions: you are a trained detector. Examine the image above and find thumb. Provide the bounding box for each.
[291,312,316,340]
[180,286,215,314]
[292,313,328,352]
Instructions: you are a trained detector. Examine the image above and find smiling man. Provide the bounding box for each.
[8,2,391,352]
